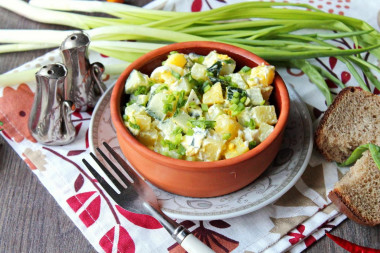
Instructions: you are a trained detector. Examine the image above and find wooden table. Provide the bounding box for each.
[0,1,379,252]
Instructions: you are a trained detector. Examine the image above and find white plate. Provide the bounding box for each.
[89,84,313,220]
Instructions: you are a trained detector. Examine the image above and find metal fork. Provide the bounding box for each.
[82,142,215,253]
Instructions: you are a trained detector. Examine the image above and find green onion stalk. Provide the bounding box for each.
[0,0,380,104]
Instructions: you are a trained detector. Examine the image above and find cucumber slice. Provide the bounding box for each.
[184,89,201,109]
[147,92,167,121]
[246,87,265,105]
[173,111,192,131]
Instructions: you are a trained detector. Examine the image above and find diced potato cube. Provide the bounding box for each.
[246,87,264,105]
[260,86,273,101]
[203,50,222,67]
[200,138,225,161]
[124,103,147,119]
[172,111,192,131]
[248,64,275,87]
[191,63,208,81]
[165,63,185,76]
[165,53,187,68]
[258,122,274,142]
[134,114,151,131]
[224,137,249,159]
[137,129,158,147]
[151,66,178,85]
[203,50,236,75]
[125,69,149,94]
[202,82,224,105]
[228,73,248,89]
[157,119,177,141]
[170,77,192,94]
[208,104,224,120]
[251,105,277,125]
[236,108,251,126]
[243,128,259,142]
[215,114,241,139]
[129,94,149,106]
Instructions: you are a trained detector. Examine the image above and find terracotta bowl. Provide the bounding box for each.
[110,41,290,197]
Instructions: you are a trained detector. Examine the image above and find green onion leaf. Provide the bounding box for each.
[222,133,231,140]
[133,86,148,96]
[171,70,181,80]
[249,140,257,149]
[240,66,251,73]
[201,103,208,112]
[338,144,380,171]
[189,119,216,129]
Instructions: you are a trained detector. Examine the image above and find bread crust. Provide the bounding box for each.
[328,190,378,226]
[315,87,380,162]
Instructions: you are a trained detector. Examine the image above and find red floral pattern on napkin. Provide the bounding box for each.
[0,83,36,143]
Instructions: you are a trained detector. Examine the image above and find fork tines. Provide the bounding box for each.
[82,142,142,195]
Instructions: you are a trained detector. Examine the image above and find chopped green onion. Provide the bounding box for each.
[240,66,251,73]
[171,70,181,80]
[133,86,148,96]
[186,128,194,136]
[189,119,216,129]
[247,119,256,129]
[188,101,197,108]
[231,97,239,104]
[176,90,186,108]
[127,99,136,106]
[203,84,211,93]
[129,121,140,130]
[174,133,182,144]
[249,140,257,149]
[176,144,186,156]
[155,84,169,94]
[201,103,208,112]
[222,133,231,140]
[230,104,238,111]
[169,50,178,55]
[172,127,183,136]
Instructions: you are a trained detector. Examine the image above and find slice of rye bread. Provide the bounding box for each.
[315,87,380,163]
[328,151,380,226]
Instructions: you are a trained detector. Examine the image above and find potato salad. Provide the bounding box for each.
[123,50,277,161]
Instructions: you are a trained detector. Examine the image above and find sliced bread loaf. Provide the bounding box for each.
[315,87,380,163]
[328,151,380,226]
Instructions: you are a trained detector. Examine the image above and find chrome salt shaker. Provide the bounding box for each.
[29,64,76,145]
[60,31,106,111]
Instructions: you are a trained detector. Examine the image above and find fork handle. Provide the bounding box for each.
[144,203,215,252]
[174,225,215,253]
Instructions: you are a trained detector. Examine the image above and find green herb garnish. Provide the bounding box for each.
[133,86,148,96]
[338,143,380,170]
[222,133,231,140]
[189,119,216,129]
[249,140,257,149]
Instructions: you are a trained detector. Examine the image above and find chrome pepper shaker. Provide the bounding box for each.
[60,31,106,111]
[29,64,76,145]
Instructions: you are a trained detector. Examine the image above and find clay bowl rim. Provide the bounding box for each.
[110,41,290,171]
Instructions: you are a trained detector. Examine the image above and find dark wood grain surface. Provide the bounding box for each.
[0,1,379,252]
